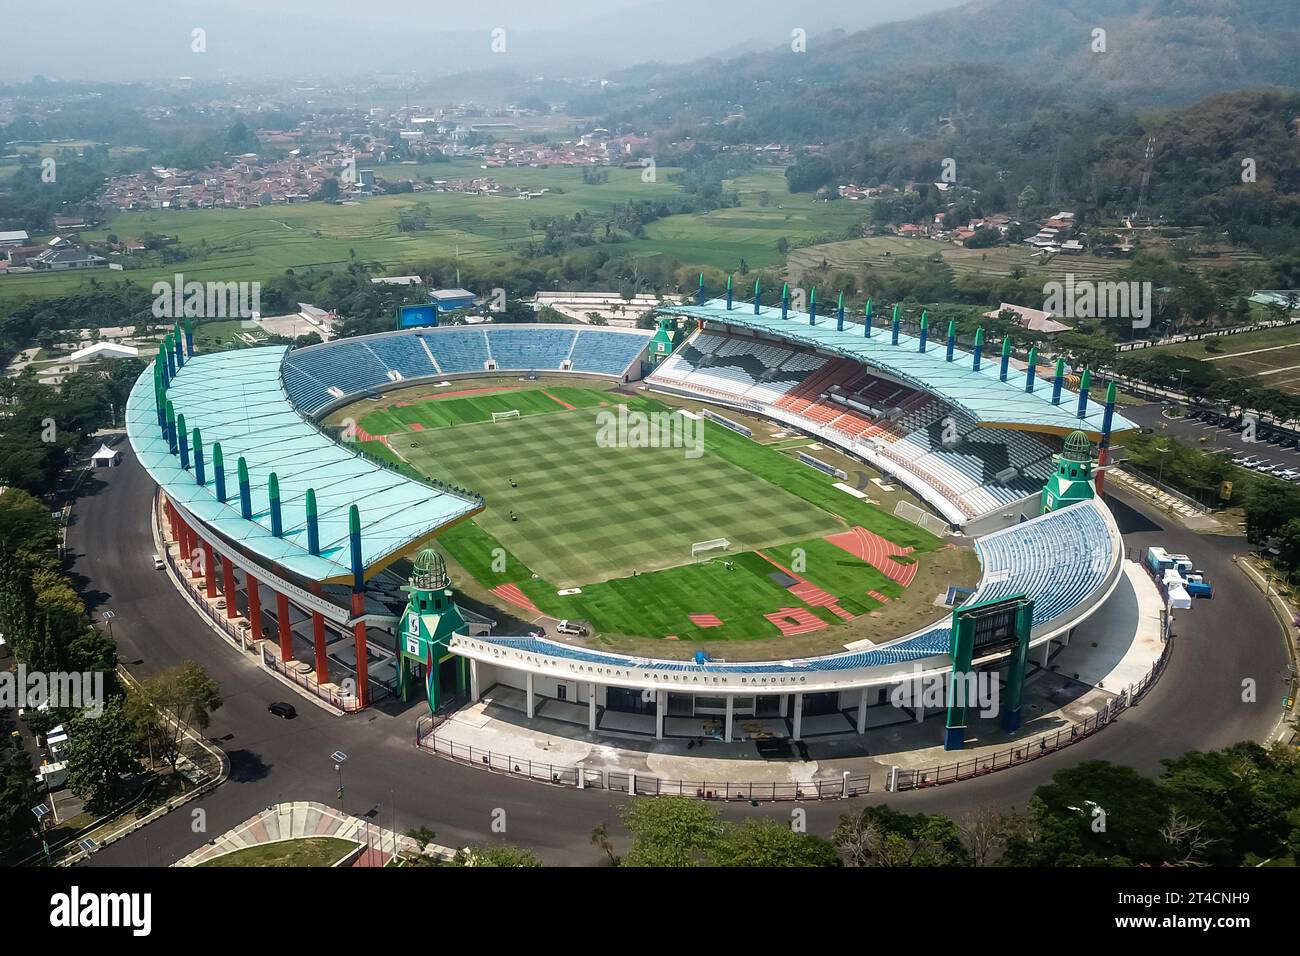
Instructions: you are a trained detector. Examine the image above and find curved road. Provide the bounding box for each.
[66,447,1290,865]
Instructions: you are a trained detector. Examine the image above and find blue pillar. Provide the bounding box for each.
[177,413,190,469]
[972,328,984,371]
[945,319,956,362]
[891,304,900,345]
[864,299,873,338]
[268,472,283,537]
[237,457,252,521]
[349,505,364,593]
[697,272,705,306]
[306,488,321,555]
[1025,347,1038,393]
[999,339,1011,382]
[214,443,227,503]
[836,291,845,332]
[808,288,817,326]
[193,428,206,486]
[1077,369,1092,419]
[725,274,733,311]
[781,283,789,320]
[1051,358,1065,405]
[753,279,761,315]
[918,312,929,353]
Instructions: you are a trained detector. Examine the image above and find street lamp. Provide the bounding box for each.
[1156,443,1172,488]
[331,750,347,809]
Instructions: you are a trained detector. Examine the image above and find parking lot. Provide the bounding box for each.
[1128,400,1300,481]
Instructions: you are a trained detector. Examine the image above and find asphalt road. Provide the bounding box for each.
[64,447,1291,866]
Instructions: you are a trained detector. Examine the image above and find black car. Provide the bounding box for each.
[268,701,297,719]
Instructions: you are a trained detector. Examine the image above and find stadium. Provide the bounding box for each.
[125,286,1139,754]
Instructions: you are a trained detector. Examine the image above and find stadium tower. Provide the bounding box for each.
[396,549,469,713]
[1040,430,1096,514]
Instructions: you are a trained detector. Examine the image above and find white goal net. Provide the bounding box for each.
[893,501,950,537]
[691,538,730,560]
[491,409,521,423]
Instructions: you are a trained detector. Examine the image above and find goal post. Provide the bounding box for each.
[691,537,730,560]
[491,409,521,423]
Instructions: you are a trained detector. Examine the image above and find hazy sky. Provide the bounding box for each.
[1,0,969,83]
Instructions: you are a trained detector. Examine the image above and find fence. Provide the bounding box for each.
[415,717,870,802]
[891,635,1173,791]
[260,644,364,713]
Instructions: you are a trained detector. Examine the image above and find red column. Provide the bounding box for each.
[351,591,370,707]
[246,571,263,639]
[221,557,237,618]
[312,612,328,684]
[202,540,217,598]
[309,583,329,684]
[276,591,293,662]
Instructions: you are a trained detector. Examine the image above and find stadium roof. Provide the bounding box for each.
[126,346,481,585]
[659,299,1137,439]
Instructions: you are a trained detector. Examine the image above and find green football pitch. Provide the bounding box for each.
[378,391,841,587]
[346,383,966,651]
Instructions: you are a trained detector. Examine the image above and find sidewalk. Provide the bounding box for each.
[1107,467,1232,533]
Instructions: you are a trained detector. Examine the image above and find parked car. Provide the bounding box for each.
[268,702,297,719]
[556,619,589,637]
[152,555,166,570]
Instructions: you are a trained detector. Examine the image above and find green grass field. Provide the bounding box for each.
[0,165,864,300]
[339,383,976,656]
[1140,324,1300,393]
[199,837,356,868]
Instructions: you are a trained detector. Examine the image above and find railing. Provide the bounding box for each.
[260,645,364,713]
[891,635,1173,791]
[414,718,870,802]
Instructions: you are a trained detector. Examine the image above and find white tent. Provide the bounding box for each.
[68,342,139,362]
[90,443,120,467]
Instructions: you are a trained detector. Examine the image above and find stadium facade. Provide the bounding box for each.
[128,301,1134,744]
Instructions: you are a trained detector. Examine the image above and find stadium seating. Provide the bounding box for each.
[645,327,1059,522]
[280,325,653,415]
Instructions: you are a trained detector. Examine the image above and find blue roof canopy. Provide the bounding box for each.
[126,346,481,584]
[659,299,1137,439]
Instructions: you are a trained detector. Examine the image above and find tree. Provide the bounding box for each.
[62,697,141,816]
[710,818,840,867]
[0,750,39,848]
[618,796,724,867]
[136,662,222,771]
[0,489,58,555]
[450,844,543,867]
[833,805,967,866]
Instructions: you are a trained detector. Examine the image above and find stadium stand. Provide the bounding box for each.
[645,328,1057,522]
[280,326,652,416]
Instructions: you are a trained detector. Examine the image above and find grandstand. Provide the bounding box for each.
[646,303,1136,525]
[281,325,652,416]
